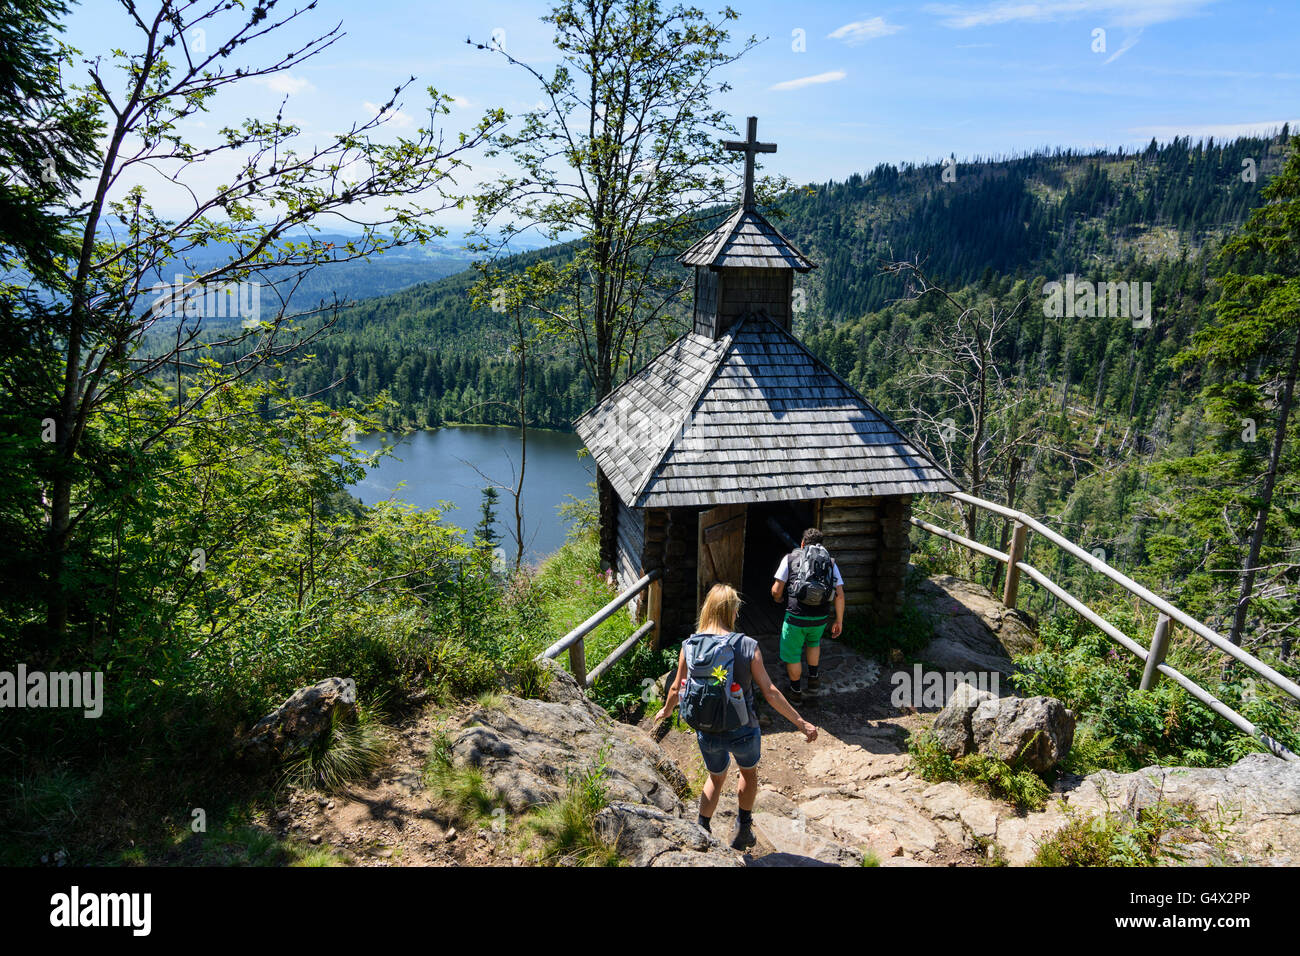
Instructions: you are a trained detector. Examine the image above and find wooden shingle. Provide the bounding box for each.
[573,314,959,508]
[677,209,817,272]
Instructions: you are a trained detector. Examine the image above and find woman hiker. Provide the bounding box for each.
[654,583,817,851]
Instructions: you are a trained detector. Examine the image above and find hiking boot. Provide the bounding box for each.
[730,819,756,851]
[786,685,803,705]
[807,673,821,693]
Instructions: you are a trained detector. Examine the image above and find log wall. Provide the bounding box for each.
[819,494,912,627]
[614,497,645,596]
[640,505,699,645]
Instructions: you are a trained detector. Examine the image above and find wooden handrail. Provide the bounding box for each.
[911,491,1298,761]
[585,620,656,688]
[538,569,662,689]
[947,492,1300,700]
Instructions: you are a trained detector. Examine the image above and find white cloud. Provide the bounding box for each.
[828,17,903,44]
[364,101,414,129]
[255,73,315,95]
[769,70,848,92]
[448,94,472,109]
[1130,119,1299,140]
[926,0,1217,30]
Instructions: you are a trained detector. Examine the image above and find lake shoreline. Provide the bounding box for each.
[348,425,593,561]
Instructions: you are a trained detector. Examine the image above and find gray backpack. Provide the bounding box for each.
[791,544,835,606]
[678,632,750,735]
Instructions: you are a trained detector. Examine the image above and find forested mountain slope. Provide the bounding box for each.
[283,131,1290,432]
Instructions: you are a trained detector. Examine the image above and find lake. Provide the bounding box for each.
[348,426,595,562]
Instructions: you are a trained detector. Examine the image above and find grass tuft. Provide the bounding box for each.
[425,733,499,826]
[282,705,391,794]
[525,747,621,866]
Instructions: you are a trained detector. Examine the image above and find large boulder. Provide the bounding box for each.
[238,677,357,764]
[970,695,1076,772]
[931,681,997,757]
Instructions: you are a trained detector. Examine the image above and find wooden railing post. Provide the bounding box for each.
[1140,613,1172,690]
[1002,520,1028,609]
[569,638,587,689]
[647,576,663,649]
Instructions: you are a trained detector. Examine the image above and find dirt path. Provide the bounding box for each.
[273,600,1051,867]
[644,629,997,866]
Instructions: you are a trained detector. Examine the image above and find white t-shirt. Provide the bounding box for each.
[775,553,843,587]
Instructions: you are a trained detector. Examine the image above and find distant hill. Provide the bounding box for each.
[273,130,1291,432]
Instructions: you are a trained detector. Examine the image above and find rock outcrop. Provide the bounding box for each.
[914,573,1038,676]
[930,685,1075,772]
[447,661,739,865]
[1059,753,1300,865]
[239,677,358,764]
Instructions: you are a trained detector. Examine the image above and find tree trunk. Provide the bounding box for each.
[1228,325,1300,646]
[515,309,527,572]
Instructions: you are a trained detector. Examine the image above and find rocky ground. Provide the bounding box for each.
[265,574,1300,867]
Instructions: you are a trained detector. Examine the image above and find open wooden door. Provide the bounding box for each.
[697,503,747,611]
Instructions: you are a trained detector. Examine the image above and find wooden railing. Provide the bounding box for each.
[912,491,1299,761]
[536,569,662,689]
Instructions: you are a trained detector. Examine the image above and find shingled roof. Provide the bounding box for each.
[676,208,817,272]
[574,314,958,508]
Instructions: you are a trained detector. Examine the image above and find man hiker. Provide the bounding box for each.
[654,583,817,851]
[771,527,844,704]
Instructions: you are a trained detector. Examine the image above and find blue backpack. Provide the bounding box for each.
[679,632,750,735]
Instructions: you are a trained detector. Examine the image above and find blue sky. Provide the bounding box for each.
[60,0,1300,228]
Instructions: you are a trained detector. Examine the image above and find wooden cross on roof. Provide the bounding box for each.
[724,116,776,211]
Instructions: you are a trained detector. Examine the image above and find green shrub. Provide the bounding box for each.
[907,731,957,782]
[1033,801,1236,867]
[1013,611,1299,770]
[953,753,1051,813]
[908,730,1050,813]
[842,603,934,661]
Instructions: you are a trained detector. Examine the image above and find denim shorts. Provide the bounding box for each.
[696,724,761,774]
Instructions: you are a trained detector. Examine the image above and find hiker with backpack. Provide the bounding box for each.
[653,583,817,850]
[771,528,845,704]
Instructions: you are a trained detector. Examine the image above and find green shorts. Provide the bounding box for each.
[779,617,828,664]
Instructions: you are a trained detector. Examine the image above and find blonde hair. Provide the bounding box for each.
[697,583,741,633]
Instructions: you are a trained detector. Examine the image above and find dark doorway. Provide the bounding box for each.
[738,500,814,635]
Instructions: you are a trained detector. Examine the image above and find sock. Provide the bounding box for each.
[697,814,711,832]
[808,664,819,678]
[738,808,753,827]
[789,677,801,692]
